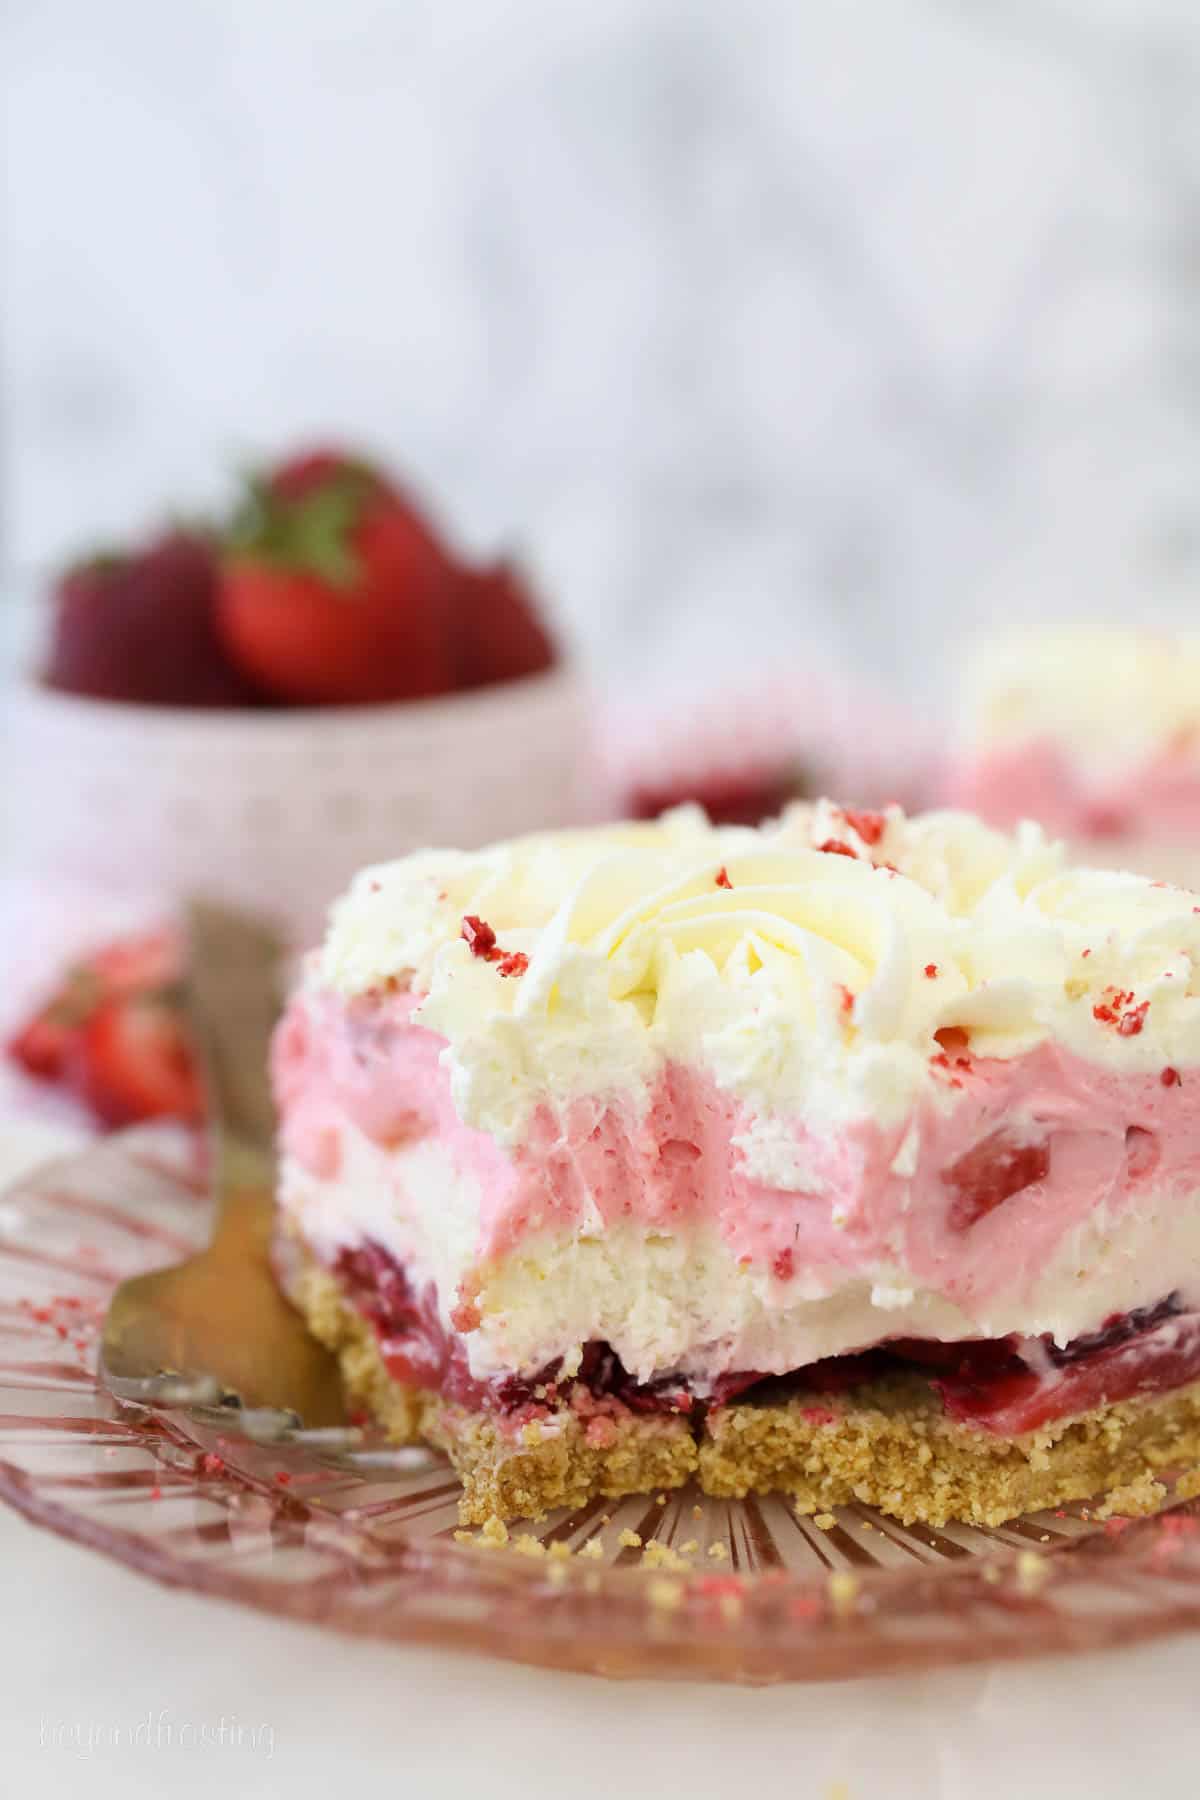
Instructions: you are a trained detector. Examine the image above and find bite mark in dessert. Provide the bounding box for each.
[273,801,1200,1524]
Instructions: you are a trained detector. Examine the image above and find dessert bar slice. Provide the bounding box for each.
[273,802,1200,1524]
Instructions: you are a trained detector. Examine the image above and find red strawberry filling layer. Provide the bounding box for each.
[331,1240,1200,1438]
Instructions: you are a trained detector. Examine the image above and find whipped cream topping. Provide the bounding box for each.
[317,802,1200,1145]
[958,628,1200,771]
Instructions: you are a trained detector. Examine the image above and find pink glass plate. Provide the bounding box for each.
[4,1130,1200,1684]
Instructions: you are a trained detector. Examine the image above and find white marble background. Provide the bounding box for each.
[4,0,1200,711]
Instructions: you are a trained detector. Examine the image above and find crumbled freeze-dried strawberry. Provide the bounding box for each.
[799,1407,839,1427]
[839,808,886,846]
[715,865,732,889]
[772,1246,795,1281]
[816,839,858,860]
[1093,988,1149,1035]
[462,915,498,958]
[924,963,938,979]
[463,915,526,975]
[836,984,854,1016]
[1163,1066,1182,1087]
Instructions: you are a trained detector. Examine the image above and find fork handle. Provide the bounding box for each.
[184,900,286,1222]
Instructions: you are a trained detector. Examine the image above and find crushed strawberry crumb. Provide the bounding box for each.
[840,807,886,846]
[836,984,854,1016]
[1162,1067,1182,1087]
[462,915,498,958]
[817,839,858,859]
[924,963,938,979]
[463,915,526,975]
[715,866,732,889]
[1081,948,1091,958]
[1092,988,1149,1035]
[772,1246,795,1281]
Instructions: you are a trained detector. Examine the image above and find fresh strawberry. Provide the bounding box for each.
[218,456,456,705]
[44,531,262,708]
[72,993,203,1128]
[266,447,378,503]
[87,930,183,995]
[454,557,558,690]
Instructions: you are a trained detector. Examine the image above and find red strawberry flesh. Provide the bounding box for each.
[73,994,203,1128]
[944,1129,1051,1231]
[6,930,183,1088]
[933,1297,1198,1435]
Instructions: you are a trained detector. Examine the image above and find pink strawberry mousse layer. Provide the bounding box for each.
[273,981,1200,1404]
[954,739,1200,844]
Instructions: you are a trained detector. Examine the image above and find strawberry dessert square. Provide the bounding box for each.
[272,801,1200,1525]
[949,626,1200,855]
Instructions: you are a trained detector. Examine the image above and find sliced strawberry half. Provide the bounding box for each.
[8,962,105,1080]
[72,994,203,1128]
[86,929,182,995]
[943,1129,1050,1231]
[7,930,183,1086]
[7,995,92,1082]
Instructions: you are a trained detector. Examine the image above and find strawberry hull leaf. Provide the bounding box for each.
[226,479,365,588]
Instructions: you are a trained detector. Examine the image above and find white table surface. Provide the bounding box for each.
[4,1492,1200,1800]
[2,911,1199,1797]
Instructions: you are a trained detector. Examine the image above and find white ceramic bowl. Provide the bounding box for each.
[5,668,598,946]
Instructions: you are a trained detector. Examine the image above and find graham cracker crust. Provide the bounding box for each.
[702,1375,1200,1528]
[290,1254,1200,1529]
[291,1256,697,1524]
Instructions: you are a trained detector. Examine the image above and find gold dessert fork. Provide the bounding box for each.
[100,901,346,1429]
